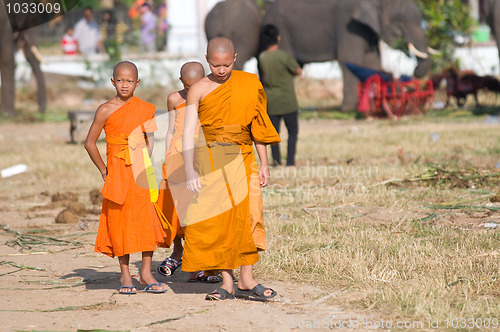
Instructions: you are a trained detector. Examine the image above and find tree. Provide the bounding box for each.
[416,0,476,72]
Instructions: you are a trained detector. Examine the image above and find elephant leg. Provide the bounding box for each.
[23,44,46,114]
[341,64,360,111]
[0,24,16,116]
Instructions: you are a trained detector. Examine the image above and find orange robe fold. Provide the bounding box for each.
[157,102,192,246]
[182,71,281,272]
[95,96,168,258]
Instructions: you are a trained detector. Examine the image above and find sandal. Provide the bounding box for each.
[142,282,167,294]
[234,284,277,302]
[118,286,137,295]
[189,271,221,283]
[205,288,235,301]
[157,257,181,276]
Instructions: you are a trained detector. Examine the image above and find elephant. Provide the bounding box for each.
[205,0,262,70]
[263,0,433,110]
[0,0,46,117]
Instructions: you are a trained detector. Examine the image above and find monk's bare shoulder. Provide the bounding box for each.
[187,77,210,101]
[191,76,222,101]
[95,97,123,122]
[167,91,184,110]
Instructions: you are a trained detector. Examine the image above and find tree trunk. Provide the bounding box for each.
[23,45,47,114]
[0,21,16,117]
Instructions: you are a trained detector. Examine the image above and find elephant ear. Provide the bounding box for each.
[352,0,381,36]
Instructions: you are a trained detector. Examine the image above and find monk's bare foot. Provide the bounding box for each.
[139,275,167,291]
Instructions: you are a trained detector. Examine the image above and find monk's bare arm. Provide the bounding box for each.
[146,132,154,157]
[255,141,270,187]
[165,93,178,152]
[84,105,109,181]
[183,84,203,192]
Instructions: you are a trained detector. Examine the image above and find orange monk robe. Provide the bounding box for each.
[95,96,168,258]
[182,71,281,272]
[157,102,193,246]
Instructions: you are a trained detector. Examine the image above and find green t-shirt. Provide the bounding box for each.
[258,49,300,116]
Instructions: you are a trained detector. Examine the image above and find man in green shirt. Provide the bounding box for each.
[258,24,302,167]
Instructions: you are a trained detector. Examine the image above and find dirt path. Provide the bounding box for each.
[0,121,367,331]
[0,220,359,331]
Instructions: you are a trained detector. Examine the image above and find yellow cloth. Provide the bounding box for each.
[182,71,280,272]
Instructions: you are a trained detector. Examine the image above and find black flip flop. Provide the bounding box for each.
[205,288,235,301]
[234,284,277,302]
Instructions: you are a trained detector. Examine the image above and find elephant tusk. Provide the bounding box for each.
[427,47,441,55]
[30,45,44,64]
[408,43,428,59]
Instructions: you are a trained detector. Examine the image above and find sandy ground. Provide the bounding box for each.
[0,121,370,332]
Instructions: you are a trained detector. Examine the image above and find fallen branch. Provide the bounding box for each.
[0,261,46,276]
[147,310,206,326]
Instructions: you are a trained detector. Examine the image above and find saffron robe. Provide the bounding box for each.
[95,96,168,257]
[157,101,191,245]
[182,71,281,271]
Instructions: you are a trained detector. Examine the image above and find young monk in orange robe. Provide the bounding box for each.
[183,37,281,301]
[156,61,221,283]
[85,61,168,294]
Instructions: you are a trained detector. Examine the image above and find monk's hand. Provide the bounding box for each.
[101,168,107,182]
[186,169,201,193]
[259,165,270,187]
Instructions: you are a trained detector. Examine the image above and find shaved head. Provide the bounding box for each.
[180,61,205,81]
[206,37,235,59]
[113,61,138,80]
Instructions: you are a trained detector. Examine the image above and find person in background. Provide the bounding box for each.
[61,27,77,55]
[140,3,157,52]
[101,10,117,55]
[258,24,302,167]
[156,4,169,51]
[73,7,102,55]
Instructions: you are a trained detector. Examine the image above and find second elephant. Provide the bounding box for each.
[263,0,432,111]
[205,0,262,70]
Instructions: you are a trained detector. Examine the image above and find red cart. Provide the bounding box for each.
[347,63,434,119]
[357,75,434,119]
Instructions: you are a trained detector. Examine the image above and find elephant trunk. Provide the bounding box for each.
[414,54,431,79]
[407,40,431,78]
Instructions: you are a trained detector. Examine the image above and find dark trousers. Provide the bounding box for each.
[269,111,298,166]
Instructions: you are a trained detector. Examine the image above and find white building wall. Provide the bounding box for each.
[167,0,223,56]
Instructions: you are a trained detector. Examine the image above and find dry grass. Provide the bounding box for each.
[257,116,499,322]
[0,112,498,323]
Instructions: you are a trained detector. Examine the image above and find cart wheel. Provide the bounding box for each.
[366,81,383,117]
[383,97,405,119]
[418,94,434,114]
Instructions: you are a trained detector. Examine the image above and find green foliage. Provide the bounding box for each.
[75,0,101,9]
[416,0,476,72]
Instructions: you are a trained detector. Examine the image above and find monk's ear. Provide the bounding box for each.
[136,79,140,86]
[205,54,209,63]
[233,53,238,63]
[111,78,115,86]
